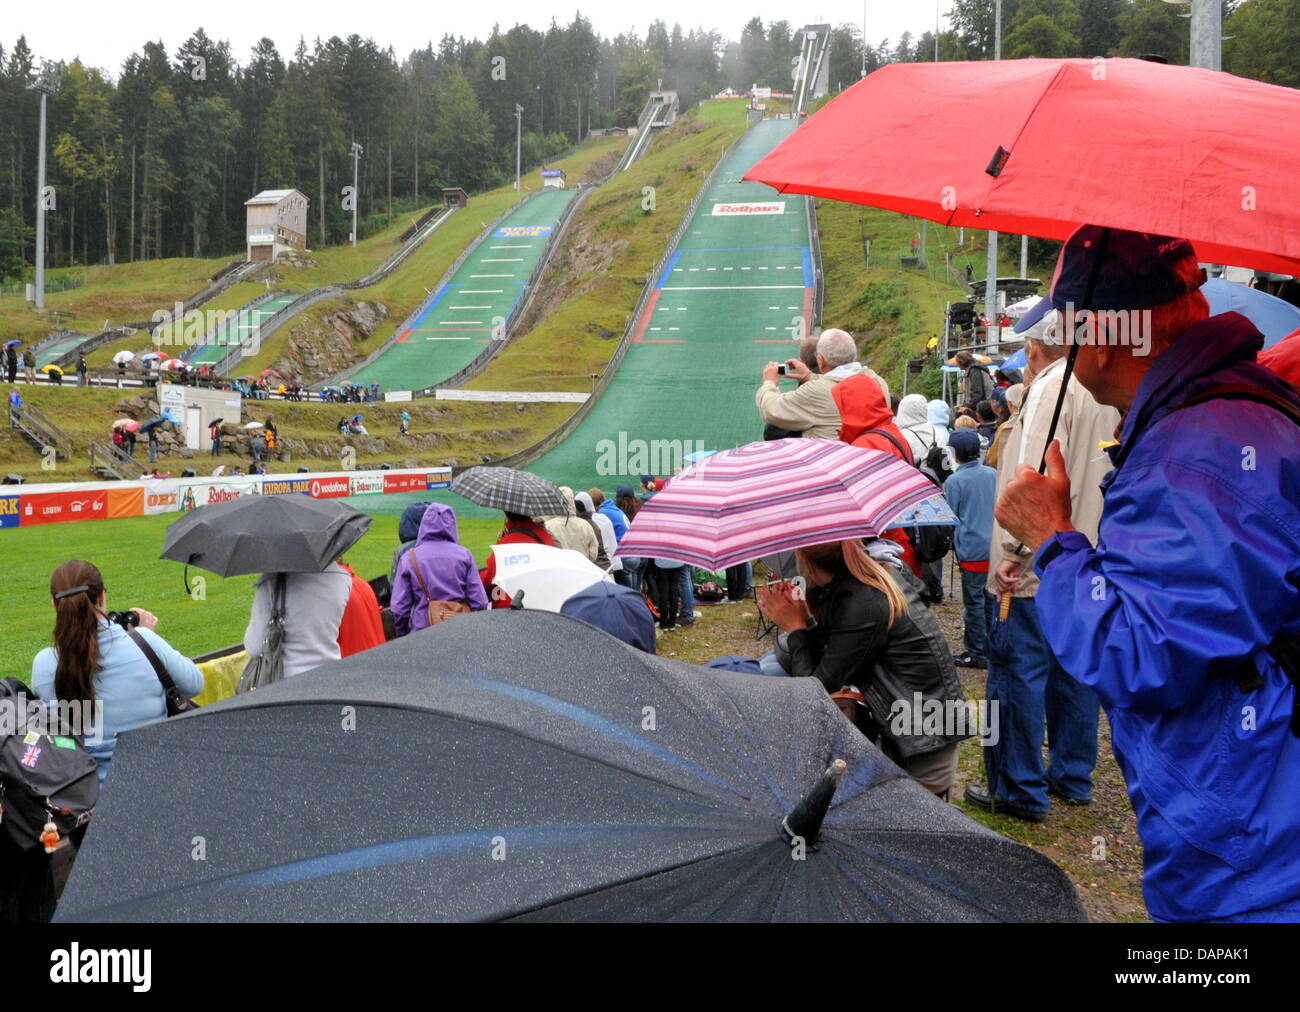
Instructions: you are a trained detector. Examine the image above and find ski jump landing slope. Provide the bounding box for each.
[348,187,579,393]
[528,117,810,494]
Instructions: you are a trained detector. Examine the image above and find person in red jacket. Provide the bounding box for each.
[831,373,923,577]
[480,512,555,609]
[1259,326,1300,390]
[335,560,387,657]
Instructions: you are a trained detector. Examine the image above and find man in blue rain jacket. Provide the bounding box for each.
[998,226,1300,922]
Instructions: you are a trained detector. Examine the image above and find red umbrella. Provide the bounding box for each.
[744,58,1300,275]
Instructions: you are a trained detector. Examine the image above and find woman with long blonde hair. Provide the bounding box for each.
[755,538,969,797]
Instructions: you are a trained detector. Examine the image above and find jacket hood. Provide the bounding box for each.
[399,501,432,543]
[833,374,899,444]
[927,400,951,428]
[896,393,929,428]
[417,502,459,544]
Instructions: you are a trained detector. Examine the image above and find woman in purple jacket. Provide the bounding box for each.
[391,503,488,635]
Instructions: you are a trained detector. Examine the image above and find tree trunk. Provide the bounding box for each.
[318,140,326,247]
[129,143,136,264]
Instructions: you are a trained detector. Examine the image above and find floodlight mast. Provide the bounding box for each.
[28,63,60,310]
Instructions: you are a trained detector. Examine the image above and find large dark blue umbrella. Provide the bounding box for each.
[56,611,1085,922]
[560,581,656,653]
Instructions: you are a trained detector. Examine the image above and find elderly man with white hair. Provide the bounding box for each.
[755,328,890,440]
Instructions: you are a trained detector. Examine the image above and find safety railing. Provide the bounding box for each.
[88,439,148,480]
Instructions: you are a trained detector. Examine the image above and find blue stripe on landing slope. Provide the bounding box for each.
[655,250,683,290]
[801,246,813,289]
[407,284,454,330]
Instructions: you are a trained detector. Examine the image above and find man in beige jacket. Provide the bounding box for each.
[964,309,1120,822]
[755,329,890,440]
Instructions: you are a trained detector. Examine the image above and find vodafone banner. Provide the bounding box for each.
[711,201,785,216]
[308,476,351,499]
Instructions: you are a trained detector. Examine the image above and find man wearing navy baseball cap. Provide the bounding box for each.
[996,224,1300,922]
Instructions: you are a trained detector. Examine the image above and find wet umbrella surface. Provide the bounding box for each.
[57,611,1085,922]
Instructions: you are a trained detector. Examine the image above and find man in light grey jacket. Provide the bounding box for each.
[755,329,890,440]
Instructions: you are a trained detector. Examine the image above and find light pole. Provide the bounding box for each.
[1162,0,1222,71]
[28,62,59,310]
[985,0,1003,350]
[350,141,363,248]
[514,104,524,193]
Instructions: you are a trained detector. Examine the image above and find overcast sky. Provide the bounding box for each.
[12,0,948,75]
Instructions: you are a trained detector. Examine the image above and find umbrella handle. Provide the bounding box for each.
[779,759,846,849]
[998,591,1012,621]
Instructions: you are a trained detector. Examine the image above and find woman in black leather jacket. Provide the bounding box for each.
[756,538,970,796]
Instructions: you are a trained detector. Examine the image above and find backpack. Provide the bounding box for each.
[0,678,99,854]
[863,428,955,565]
[904,423,955,485]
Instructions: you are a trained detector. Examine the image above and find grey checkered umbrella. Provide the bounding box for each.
[450,466,568,517]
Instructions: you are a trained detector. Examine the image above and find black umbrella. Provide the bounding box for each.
[159,494,372,577]
[56,611,1085,922]
[451,465,568,517]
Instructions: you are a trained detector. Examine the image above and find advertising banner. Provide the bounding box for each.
[348,474,385,496]
[177,479,261,512]
[308,475,352,500]
[107,487,144,520]
[426,469,452,491]
[143,484,181,515]
[711,202,785,216]
[19,490,109,526]
[383,472,428,494]
[494,225,553,239]
[261,476,311,496]
[0,494,19,528]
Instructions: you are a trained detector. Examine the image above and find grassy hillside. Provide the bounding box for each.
[460,98,751,394]
[233,135,629,379]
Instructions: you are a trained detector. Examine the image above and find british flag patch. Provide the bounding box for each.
[20,745,40,769]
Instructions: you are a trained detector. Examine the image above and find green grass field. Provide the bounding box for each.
[0,509,507,680]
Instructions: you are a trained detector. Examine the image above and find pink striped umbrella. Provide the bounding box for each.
[614,439,955,570]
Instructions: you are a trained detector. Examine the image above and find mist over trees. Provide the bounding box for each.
[1,1,1295,277]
